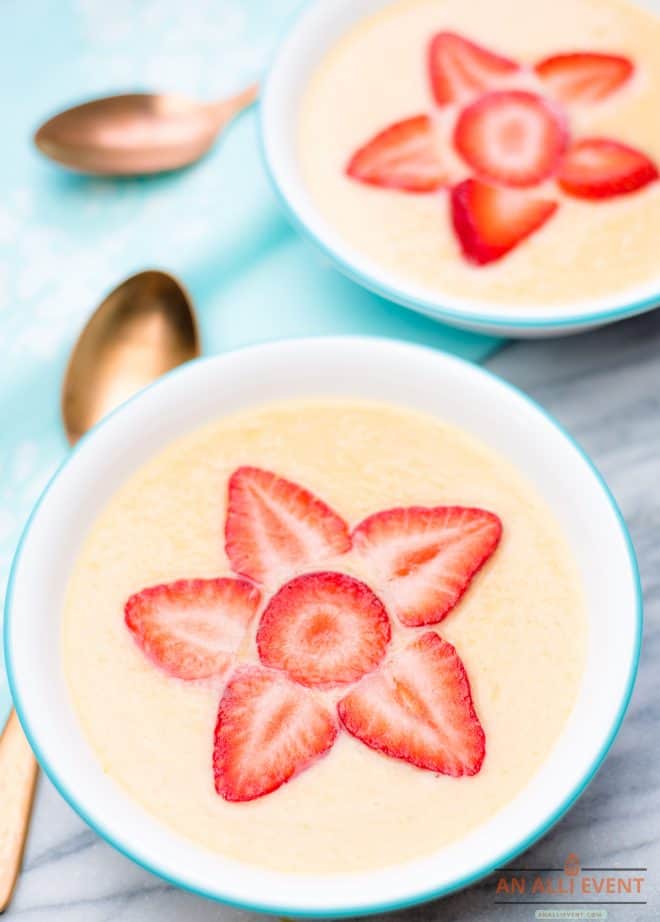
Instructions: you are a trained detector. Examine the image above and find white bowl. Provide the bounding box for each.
[5,337,641,916]
[260,0,660,338]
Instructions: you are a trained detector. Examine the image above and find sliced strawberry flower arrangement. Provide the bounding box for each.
[346,32,658,264]
[125,466,502,801]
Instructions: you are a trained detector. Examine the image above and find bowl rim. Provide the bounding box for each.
[4,336,642,917]
[259,0,660,334]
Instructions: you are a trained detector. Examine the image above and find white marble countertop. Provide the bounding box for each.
[6,311,659,922]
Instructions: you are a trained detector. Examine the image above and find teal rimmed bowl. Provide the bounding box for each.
[260,0,660,338]
[5,338,641,915]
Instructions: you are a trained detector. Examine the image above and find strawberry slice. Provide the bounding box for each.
[125,578,261,681]
[225,466,351,586]
[451,178,558,265]
[454,90,568,188]
[428,32,519,106]
[257,572,391,688]
[345,114,447,193]
[352,505,501,625]
[535,52,634,104]
[213,665,338,801]
[338,632,485,776]
[558,138,658,199]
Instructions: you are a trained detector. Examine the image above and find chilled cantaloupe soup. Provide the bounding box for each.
[63,401,586,872]
[298,0,660,306]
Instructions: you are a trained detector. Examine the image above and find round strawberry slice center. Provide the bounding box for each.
[454,90,568,188]
[256,572,391,688]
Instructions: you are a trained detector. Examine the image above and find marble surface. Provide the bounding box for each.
[6,310,659,921]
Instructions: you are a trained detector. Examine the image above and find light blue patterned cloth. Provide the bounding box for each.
[0,0,499,731]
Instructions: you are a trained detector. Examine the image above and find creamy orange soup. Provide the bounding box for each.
[63,401,586,872]
[299,0,660,307]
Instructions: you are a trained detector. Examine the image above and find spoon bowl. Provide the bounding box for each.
[34,85,258,175]
[62,270,200,444]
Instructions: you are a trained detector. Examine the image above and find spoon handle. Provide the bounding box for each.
[0,710,38,911]
[207,82,259,126]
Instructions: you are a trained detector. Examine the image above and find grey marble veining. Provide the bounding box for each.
[6,311,660,922]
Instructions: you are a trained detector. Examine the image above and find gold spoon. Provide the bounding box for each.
[61,269,200,443]
[0,269,200,909]
[34,84,258,176]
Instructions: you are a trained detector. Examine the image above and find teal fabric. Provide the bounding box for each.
[0,0,499,731]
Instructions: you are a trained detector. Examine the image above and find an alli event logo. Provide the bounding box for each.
[493,853,647,919]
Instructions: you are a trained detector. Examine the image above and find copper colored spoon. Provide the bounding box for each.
[34,84,258,175]
[61,269,200,443]
[0,270,200,910]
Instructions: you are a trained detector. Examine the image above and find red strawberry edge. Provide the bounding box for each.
[558,137,658,199]
[125,577,261,682]
[338,631,486,776]
[225,465,351,586]
[451,178,558,265]
[535,52,634,104]
[213,665,338,801]
[453,90,569,189]
[428,31,519,106]
[256,571,391,688]
[345,114,448,193]
[352,505,502,626]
